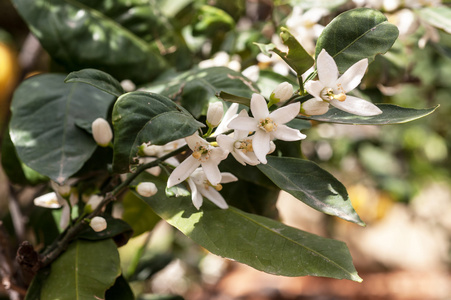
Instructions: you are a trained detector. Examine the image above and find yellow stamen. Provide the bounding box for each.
[214,184,223,191]
[192,151,202,159]
[332,93,347,102]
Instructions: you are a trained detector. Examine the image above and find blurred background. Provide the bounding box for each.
[1,0,451,299]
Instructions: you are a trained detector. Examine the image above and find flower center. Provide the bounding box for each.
[258,117,277,132]
[321,87,347,102]
[233,139,253,153]
[192,145,211,162]
[203,180,222,191]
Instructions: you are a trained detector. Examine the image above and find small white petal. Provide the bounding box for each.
[213,103,239,136]
[34,192,62,208]
[199,187,229,209]
[201,160,222,186]
[250,94,269,120]
[330,96,382,116]
[301,99,330,115]
[304,80,326,100]
[185,133,206,151]
[336,58,368,92]
[220,173,238,183]
[252,130,271,164]
[228,116,258,132]
[216,134,235,152]
[167,156,200,187]
[272,125,307,141]
[269,102,300,124]
[187,178,203,209]
[317,49,338,87]
[234,150,260,166]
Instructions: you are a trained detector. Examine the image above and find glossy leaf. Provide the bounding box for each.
[9,74,115,184]
[41,239,121,300]
[217,91,251,106]
[112,91,199,173]
[122,191,161,237]
[418,6,451,34]
[105,275,135,300]
[78,215,133,247]
[135,175,362,281]
[65,69,124,97]
[298,104,438,125]
[136,111,205,146]
[12,0,168,83]
[24,267,50,300]
[142,67,259,118]
[315,8,399,72]
[257,157,364,226]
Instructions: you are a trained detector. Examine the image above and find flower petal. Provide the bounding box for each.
[301,98,330,115]
[216,134,234,152]
[336,58,368,92]
[228,116,258,132]
[304,80,325,100]
[317,49,338,87]
[269,102,300,124]
[187,178,203,210]
[185,133,206,150]
[167,156,200,187]
[199,186,229,209]
[250,93,269,119]
[201,160,222,186]
[234,150,260,166]
[213,103,239,136]
[252,130,271,164]
[330,96,382,116]
[272,124,307,141]
[220,172,238,183]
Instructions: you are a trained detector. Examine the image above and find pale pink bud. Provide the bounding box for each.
[270,82,293,103]
[206,102,224,127]
[90,216,107,232]
[92,118,113,147]
[136,182,158,197]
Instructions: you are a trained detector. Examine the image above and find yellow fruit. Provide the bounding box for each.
[0,41,19,129]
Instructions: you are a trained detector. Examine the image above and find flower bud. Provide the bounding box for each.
[300,99,330,116]
[85,195,104,213]
[92,118,113,147]
[136,182,158,197]
[206,102,224,127]
[51,181,71,198]
[90,216,107,232]
[34,192,62,208]
[270,82,293,104]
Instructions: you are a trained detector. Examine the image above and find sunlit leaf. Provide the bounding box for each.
[418,6,451,34]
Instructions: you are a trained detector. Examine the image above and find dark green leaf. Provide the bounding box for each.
[257,157,364,226]
[105,275,134,300]
[142,67,258,118]
[78,215,133,247]
[12,0,169,83]
[65,69,124,97]
[24,267,50,300]
[129,253,174,282]
[136,176,362,281]
[41,239,121,300]
[122,191,161,237]
[137,111,204,146]
[112,91,195,173]
[315,8,399,72]
[10,74,115,184]
[193,5,235,36]
[217,91,251,106]
[298,104,438,125]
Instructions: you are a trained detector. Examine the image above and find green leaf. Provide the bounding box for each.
[65,69,124,97]
[298,104,439,125]
[136,111,205,146]
[78,215,133,247]
[25,267,51,300]
[122,191,161,237]
[142,67,259,118]
[9,74,115,184]
[217,91,251,106]
[12,0,168,84]
[315,8,399,72]
[418,6,451,34]
[112,91,199,173]
[193,5,235,36]
[41,239,121,300]
[136,176,362,281]
[257,157,364,226]
[275,27,315,76]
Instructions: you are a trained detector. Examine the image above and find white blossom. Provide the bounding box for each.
[92,118,113,147]
[136,182,158,197]
[167,133,228,188]
[228,93,306,164]
[212,103,239,136]
[304,49,382,116]
[33,192,62,209]
[90,216,107,232]
[270,82,293,104]
[186,168,237,209]
[206,102,224,127]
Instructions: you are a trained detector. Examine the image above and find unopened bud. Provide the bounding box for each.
[301,99,330,116]
[270,82,293,104]
[85,195,104,213]
[92,118,113,147]
[90,216,107,232]
[206,102,224,127]
[136,182,158,197]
